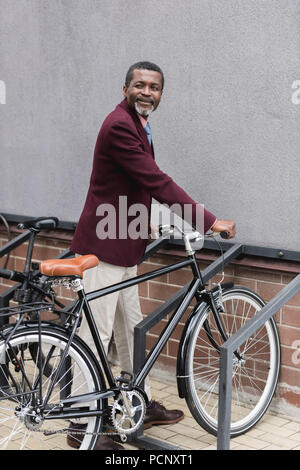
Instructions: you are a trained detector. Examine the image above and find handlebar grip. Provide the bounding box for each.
[0,267,15,279]
[220,231,229,239]
[17,217,59,231]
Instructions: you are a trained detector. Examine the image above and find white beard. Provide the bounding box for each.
[134,101,154,117]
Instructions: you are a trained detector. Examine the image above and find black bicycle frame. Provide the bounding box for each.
[0,236,246,427]
[30,252,205,419]
[135,277,201,388]
[2,241,238,425]
[46,253,207,413]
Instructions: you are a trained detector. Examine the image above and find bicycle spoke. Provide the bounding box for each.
[185,287,279,435]
[0,327,103,449]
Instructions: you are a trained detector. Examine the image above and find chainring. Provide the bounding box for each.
[111,390,146,435]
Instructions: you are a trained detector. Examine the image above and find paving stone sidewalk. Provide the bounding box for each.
[123,375,300,451]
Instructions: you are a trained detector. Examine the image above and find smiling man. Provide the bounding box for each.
[124,65,162,117]
[69,61,236,450]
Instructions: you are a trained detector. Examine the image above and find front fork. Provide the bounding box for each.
[177,282,242,398]
[176,282,243,398]
[200,289,243,361]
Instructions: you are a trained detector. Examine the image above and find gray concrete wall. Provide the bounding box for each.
[0,0,299,250]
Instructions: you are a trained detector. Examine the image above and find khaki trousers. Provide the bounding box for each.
[73,260,151,400]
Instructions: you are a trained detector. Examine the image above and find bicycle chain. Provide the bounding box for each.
[39,426,128,442]
[43,429,124,437]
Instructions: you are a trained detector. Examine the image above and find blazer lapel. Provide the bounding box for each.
[118,99,155,158]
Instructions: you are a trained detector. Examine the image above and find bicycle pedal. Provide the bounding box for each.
[116,370,135,389]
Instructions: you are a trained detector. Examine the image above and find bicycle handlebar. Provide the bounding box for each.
[156,224,230,256]
[158,225,229,241]
[141,226,230,264]
[0,267,17,280]
[17,217,59,232]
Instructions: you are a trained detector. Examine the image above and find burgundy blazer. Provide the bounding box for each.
[71,99,216,267]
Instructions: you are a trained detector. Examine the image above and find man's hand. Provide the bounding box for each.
[211,219,236,239]
[149,224,159,239]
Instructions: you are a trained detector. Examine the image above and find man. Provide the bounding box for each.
[69,61,236,450]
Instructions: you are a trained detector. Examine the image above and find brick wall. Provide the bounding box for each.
[1,225,299,418]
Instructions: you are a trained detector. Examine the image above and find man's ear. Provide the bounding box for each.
[122,85,127,98]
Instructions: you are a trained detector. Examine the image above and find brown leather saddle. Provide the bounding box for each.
[40,254,99,278]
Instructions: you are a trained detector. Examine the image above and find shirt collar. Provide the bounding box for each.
[137,114,148,128]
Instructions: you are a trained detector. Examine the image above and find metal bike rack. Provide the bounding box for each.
[131,242,243,450]
[217,273,300,450]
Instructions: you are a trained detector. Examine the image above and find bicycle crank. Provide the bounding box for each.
[111,389,146,436]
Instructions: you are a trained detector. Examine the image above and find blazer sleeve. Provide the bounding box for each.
[104,119,216,234]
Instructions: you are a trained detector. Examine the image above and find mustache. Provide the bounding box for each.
[136,97,154,105]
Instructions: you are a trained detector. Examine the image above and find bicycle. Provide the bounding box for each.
[0,226,280,450]
[0,214,12,270]
[0,216,76,379]
[0,216,71,317]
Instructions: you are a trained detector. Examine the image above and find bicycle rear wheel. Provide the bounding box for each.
[0,324,106,450]
[183,286,280,436]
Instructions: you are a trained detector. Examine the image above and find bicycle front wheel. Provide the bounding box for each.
[184,286,280,436]
[0,324,105,450]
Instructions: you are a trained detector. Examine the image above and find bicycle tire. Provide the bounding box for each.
[183,285,280,436]
[0,324,106,450]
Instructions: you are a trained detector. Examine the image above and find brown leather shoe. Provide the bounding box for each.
[143,400,184,430]
[93,434,124,450]
[66,422,124,450]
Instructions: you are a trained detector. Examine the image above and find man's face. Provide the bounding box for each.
[123,69,163,118]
